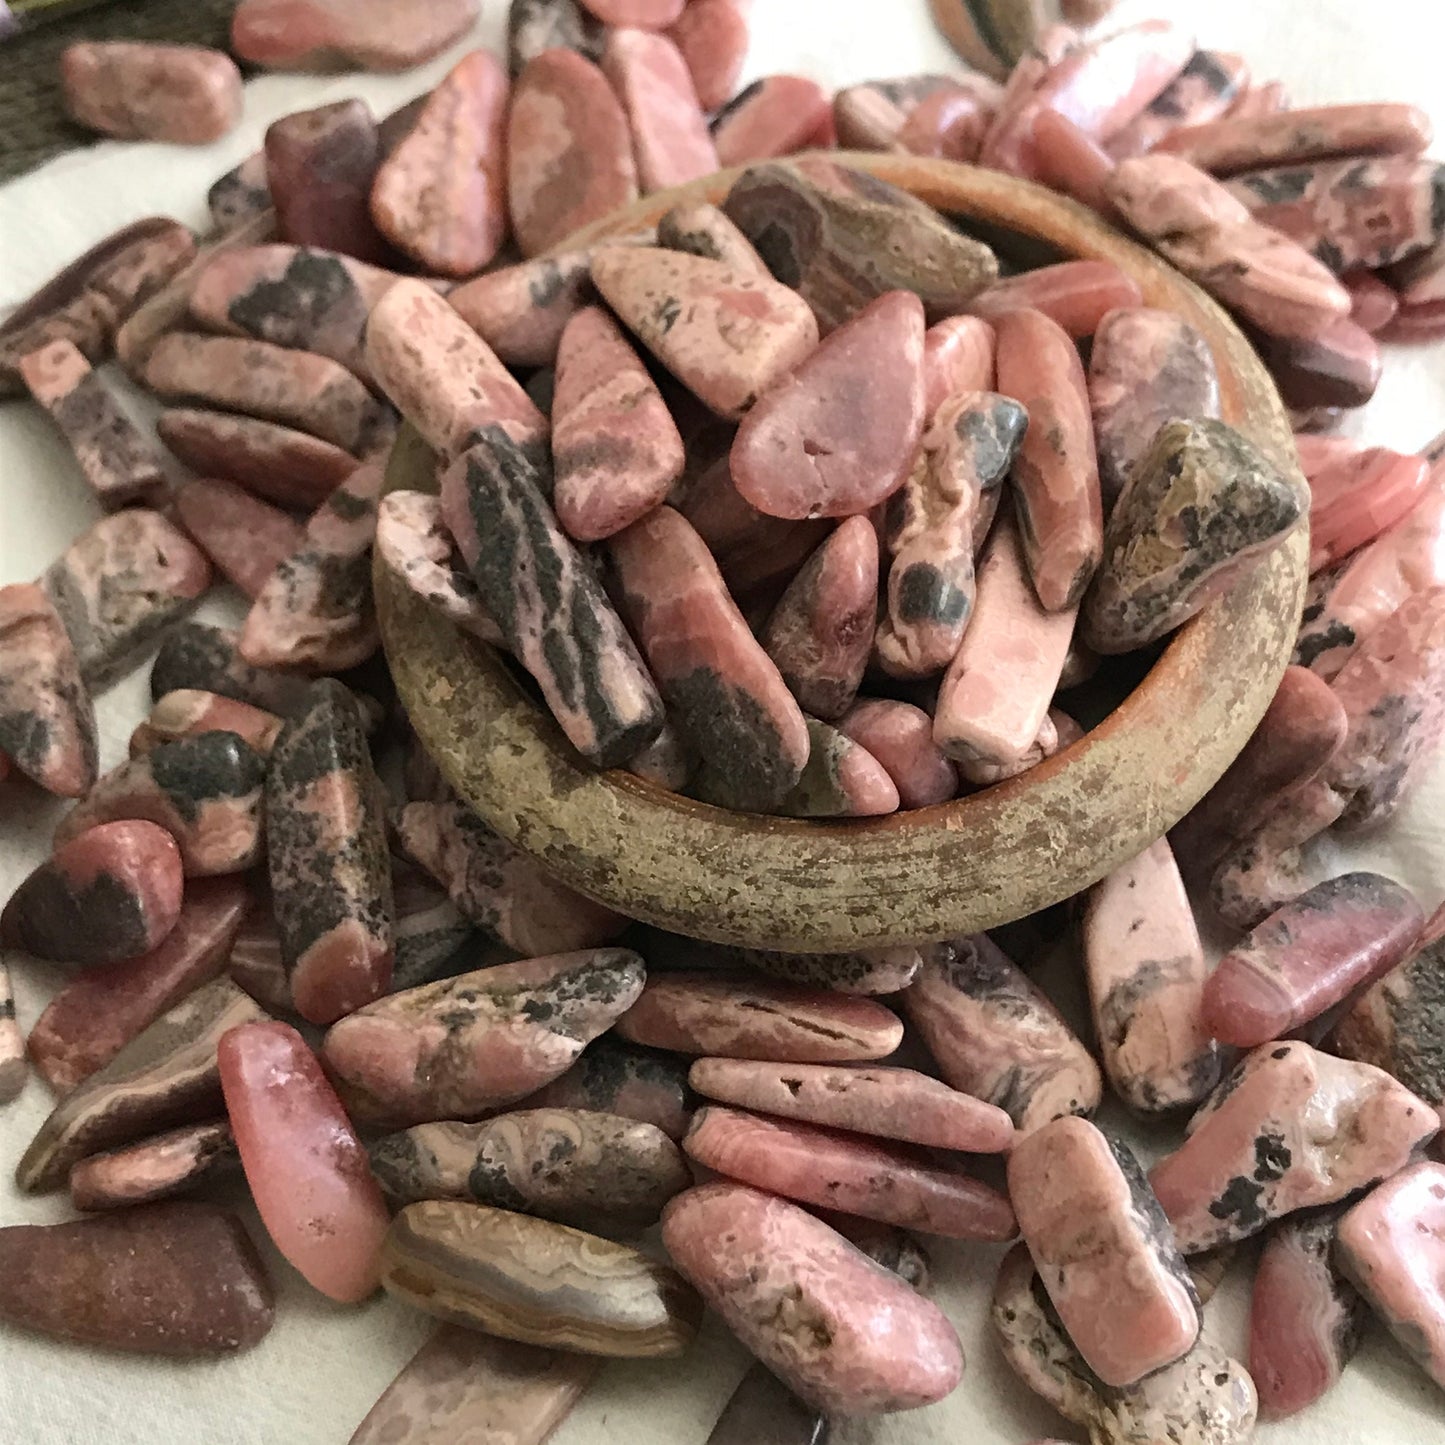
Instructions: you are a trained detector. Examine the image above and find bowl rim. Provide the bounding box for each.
[377,151,1308,953]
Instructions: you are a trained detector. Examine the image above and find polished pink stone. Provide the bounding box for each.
[60,42,242,145]
[957,704,1081,787]
[1250,1208,1367,1419]
[1010,1116,1199,1386]
[970,262,1143,340]
[1336,1162,1445,1392]
[231,0,478,70]
[760,517,878,720]
[552,305,685,541]
[616,973,903,1062]
[593,245,818,419]
[366,279,546,461]
[657,202,767,276]
[219,1021,389,1302]
[580,0,683,24]
[896,87,994,162]
[1106,50,1250,160]
[689,1058,1013,1153]
[775,718,899,819]
[507,49,639,257]
[838,699,957,809]
[1307,446,1431,573]
[685,1105,1015,1241]
[712,76,833,167]
[1083,838,1219,1116]
[28,876,249,1094]
[1031,108,1118,213]
[1150,1041,1439,1253]
[603,29,718,191]
[370,50,510,277]
[1205,874,1424,1048]
[174,479,305,601]
[731,291,925,520]
[667,0,749,111]
[68,1120,235,1212]
[994,307,1102,610]
[131,691,284,759]
[1345,270,1402,334]
[923,315,995,415]
[662,1183,964,1414]
[2,821,183,967]
[322,950,646,1126]
[447,249,599,369]
[933,507,1078,768]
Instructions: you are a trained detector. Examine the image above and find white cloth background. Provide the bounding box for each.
[2,1,1445,1440]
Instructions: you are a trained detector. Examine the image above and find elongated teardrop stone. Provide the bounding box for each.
[923,314,996,415]
[382,1200,700,1356]
[69,1119,236,1212]
[0,1203,271,1355]
[16,978,266,1194]
[1083,838,1220,1116]
[174,480,304,602]
[1010,1117,1199,1386]
[2,820,183,966]
[1150,1042,1439,1253]
[1306,445,1430,572]
[711,78,833,166]
[0,583,97,798]
[905,935,1102,1135]
[29,875,249,1093]
[591,245,819,419]
[324,950,646,1126]
[220,1021,389,1302]
[665,1182,963,1413]
[602,28,718,191]
[969,262,1144,340]
[839,699,958,808]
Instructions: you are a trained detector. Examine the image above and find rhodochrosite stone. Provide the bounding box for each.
[711,78,833,167]
[68,1120,237,1212]
[602,28,718,191]
[231,0,478,70]
[667,0,748,111]
[514,1036,693,1141]
[662,1183,964,1414]
[219,1021,389,1303]
[839,699,958,808]
[774,717,899,818]
[60,42,242,145]
[923,314,996,414]
[174,480,305,600]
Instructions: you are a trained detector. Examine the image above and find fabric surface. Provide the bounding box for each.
[1,1,1444,1441]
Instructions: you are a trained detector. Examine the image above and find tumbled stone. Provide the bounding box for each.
[389,870,476,995]
[665,1182,963,1412]
[1107,153,1352,341]
[1108,50,1250,159]
[16,977,265,1194]
[513,1035,693,1140]
[895,85,997,163]
[0,961,24,1104]
[60,42,242,145]
[69,1120,236,1212]
[773,716,899,818]
[1083,838,1220,1116]
[208,152,271,235]
[838,699,957,809]
[0,583,97,798]
[395,801,625,954]
[925,0,1064,79]
[991,1244,1258,1445]
[1345,268,1402,332]
[1084,418,1304,654]
[225,903,293,1015]
[349,1325,597,1445]
[325,949,645,1126]
[175,479,305,600]
[1307,446,1430,573]
[508,0,605,75]
[711,76,832,166]
[367,279,546,462]
[970,262,1144,341]
[28,876,248,1094]
[607,505,809,809]
[690,1059,1013,1153]
[731,290,925,521]
[603,28,718,192]
[0,1203,271,1355]
[878,390,1027,678]
[591,245,819,419]
[220,1020,389,1302]
[923,314,995,415]
[1010,1117,1199,1386]
[266,677,394,1023]
[551,306,684,541]
[508,49,639,257]
[1030,109,1120,214]
[933,506,1078,767]
[56,732,265,878]
[616,973,903,1062]
[761,518,877,719]
[444,432,665,768]
[667,0,748,111]
[20,340,168,512]
[1088,307,1222,511]
[384,1199,700,1355]
[2,820,183,967]
[0,218,196,398]
[370,1109,689,1228]
[905,935,1102,1135]
[1261,314,1382,412]
[232,0,477,69]
[448,249,602,369]
[265,99,393,265]
[1149,1041,1439,1253]
[371,51,510,276]
[158,408,357,508]
[1335,1162,1445,1392]
[723,161,998,332]
[42,509,211,691]
[957,705,1082,787]
[832,74,974,151]
[150,622,315,720]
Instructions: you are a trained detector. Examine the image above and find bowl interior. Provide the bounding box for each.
[377,153,1307,953]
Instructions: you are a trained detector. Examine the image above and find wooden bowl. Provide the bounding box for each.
[376,153,1308,953]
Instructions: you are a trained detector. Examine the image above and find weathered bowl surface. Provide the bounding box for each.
[377,152,1308,952]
